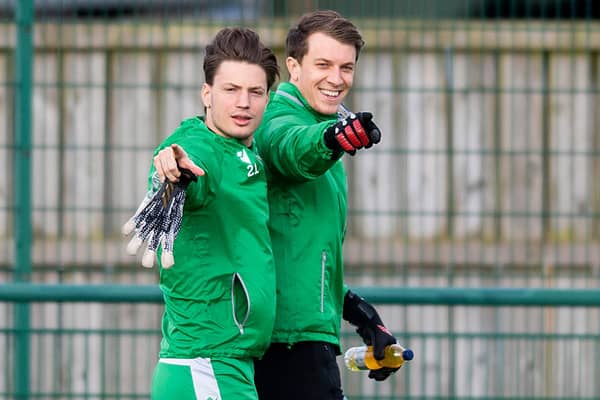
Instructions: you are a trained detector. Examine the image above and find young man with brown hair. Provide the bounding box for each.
[252,10,398,400]
[129,27,280,400]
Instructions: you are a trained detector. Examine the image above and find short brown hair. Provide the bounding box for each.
[286,10,365,63]
[203,27,279,89]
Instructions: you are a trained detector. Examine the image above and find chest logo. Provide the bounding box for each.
[237,149,260,177]
[236,149,252,164]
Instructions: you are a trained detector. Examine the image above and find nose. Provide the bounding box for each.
[237,90,250,108]
[327,67,344,86]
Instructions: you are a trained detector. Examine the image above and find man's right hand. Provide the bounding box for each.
[323,112,381,156]
[153,144,205,182]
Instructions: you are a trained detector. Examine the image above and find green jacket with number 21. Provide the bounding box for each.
[255,82,348,351]
[149,117,276,360]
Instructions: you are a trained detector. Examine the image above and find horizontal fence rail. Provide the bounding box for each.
[2,285,600,399]
[2,284,600,306]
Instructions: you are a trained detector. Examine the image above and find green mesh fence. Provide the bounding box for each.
[1,0,599,398]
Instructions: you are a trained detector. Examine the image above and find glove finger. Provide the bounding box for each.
[368,127,381,144]
[356,326,374,346]
[142,248,156,268]
[373,330,397,360]
[351,119,371,147]
[335,133,357,155]
[161,250,175,269]
[122,217,137,236]
[126,236,144,255]
[361,118,380,145]
[368,367,399,381]
[357,113,380,144]
[358,112,373,122]
[344,124,363,148]
[373,341,386,360]
[368,369,390,381]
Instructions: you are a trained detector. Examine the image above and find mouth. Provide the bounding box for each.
[232,115,252,126]
[320,89,342,99]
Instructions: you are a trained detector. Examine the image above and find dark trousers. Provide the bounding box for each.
[254,341,345,400]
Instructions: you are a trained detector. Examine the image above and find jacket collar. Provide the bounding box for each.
[274,82,338,122]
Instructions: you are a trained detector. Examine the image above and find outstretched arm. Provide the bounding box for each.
[258,110,382,181]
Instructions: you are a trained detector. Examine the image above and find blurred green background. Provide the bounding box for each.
[1,0,599,398]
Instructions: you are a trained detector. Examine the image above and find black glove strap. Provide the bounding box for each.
[176,167,198,188]
[343,290,383,328]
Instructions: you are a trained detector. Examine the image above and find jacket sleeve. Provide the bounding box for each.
[257,113,343,182]
[180,142,220,209]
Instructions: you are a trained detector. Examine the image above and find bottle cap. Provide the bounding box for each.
[402,349,414,361]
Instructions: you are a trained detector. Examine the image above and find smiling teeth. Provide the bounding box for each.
[321,89,340,97]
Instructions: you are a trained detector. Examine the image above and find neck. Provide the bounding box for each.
[204,114,253,148]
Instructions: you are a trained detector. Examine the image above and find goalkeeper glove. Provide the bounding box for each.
[122,168,197,269]
[343,289,399,381]
[323,112,381,157]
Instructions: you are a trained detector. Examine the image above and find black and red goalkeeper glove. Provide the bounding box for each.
[343,290,399,381]
[323,112,381,157]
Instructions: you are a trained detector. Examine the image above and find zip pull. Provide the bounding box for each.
[320,251,326,313]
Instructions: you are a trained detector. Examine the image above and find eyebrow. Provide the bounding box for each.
[222,82,266,90]
[314,57,355,67]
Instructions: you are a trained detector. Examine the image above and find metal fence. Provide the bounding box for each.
[2,286,600,399]
[1,0,599,399]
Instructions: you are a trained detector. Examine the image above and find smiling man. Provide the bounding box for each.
[251,10,399,400]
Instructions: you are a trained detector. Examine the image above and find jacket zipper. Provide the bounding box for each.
[320,251,326,313]
[231,272,251,335]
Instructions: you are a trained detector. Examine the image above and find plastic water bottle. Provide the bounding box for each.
[344,344,414,371]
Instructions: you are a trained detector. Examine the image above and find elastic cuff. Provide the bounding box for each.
[320,139,343,161]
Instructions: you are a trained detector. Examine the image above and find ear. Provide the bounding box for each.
[201,83,211,108]
[286,57,300,82]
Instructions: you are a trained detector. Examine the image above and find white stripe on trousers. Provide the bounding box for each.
[159,357,222,400]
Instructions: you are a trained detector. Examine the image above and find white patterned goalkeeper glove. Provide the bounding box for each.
[122,168,197,269]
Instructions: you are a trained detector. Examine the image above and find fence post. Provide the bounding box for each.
[14,0,33,398]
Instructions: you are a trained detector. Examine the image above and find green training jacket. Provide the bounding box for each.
[255,82,348,349]
[149,117,276,360]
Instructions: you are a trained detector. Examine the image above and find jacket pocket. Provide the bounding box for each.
[231,272,251,335]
